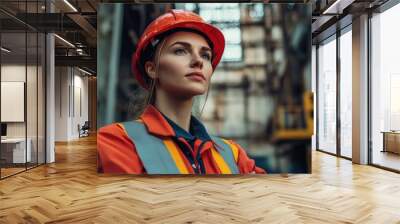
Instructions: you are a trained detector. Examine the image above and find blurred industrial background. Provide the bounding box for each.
[98,3,312,173]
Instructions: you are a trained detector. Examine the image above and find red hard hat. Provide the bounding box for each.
[132,9,225,89]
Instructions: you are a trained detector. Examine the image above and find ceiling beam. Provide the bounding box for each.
[67,13,97,39]
[55,55,96,72]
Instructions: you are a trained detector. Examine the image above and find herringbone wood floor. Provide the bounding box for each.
[0,135,399,224]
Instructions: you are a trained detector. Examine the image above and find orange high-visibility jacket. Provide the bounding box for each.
[97,105,266,174]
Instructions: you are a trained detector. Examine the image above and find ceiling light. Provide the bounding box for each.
[76,48,85,55]
[78,67,92,76]
[1,47,11,53]
[63,0,78,12]
[54,34,75,48]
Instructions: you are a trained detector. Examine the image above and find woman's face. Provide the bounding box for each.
[145,31,213,98]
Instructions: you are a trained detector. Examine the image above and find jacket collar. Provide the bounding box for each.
[139,105,211,142]
[162,112,212,142]
[139,105,176,137]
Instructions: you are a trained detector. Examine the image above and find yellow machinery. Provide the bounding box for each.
[271,91,314,142]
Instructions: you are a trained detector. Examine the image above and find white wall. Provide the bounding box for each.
[1,65,27,141]
[1,65,40,137]
[55,67,69,141]
[55,67,89,141]
[72,72,89,138]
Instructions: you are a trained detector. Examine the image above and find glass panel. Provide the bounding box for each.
[371,4,400,171]
[317,36,337,154]
[312,45,317,151]
[1,31,27,177]
[0,1,46,178]
[339,29,352,158]
[38,32,45,165]
[27,30,38,169]
[26,0,39,169]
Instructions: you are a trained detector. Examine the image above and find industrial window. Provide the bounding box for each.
[317,35,337,155]
[177,3,243,62]
[370,2,400,171]
[199,3,242,62]
[339,27,352,158]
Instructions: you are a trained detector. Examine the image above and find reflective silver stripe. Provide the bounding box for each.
[121,121,180,174]
[210,136,240,174]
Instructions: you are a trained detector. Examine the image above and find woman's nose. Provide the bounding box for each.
[190,53,203,69]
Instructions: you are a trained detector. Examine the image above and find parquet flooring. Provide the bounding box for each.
[0,135,399,223]
[1,167,26,178]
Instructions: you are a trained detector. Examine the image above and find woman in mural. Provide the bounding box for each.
[97,9,266,174]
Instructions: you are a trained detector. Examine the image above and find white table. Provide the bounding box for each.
[1,138,31,163]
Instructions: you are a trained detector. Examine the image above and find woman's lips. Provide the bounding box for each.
[186,72,206,82]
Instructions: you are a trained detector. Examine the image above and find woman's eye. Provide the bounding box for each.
[174,48,186,55]
[202,53,211,61]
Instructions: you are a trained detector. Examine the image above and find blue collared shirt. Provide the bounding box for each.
[161,113,212,145]
[161,113,211,174]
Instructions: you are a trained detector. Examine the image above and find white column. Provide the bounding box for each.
[352,14,369,164]
[46,1,55,163]
[46,33,55,163]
